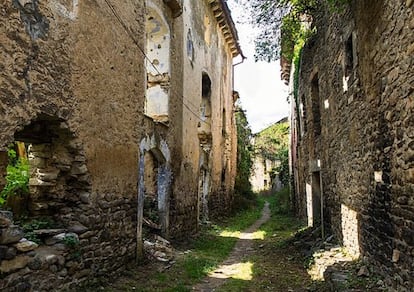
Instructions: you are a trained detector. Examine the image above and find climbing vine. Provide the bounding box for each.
[234,104,254,201]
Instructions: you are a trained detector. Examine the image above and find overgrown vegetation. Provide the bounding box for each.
[234,0,349,62]
[220,190,321,291]
[87,201,265,291]
[18,217,60,244]
[0,145,29,206]
[234,104,255,209]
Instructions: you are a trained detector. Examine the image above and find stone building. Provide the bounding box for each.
[250,155,278,193]
[0,0,241,290]
[250,119,289,193]
[288,1,413,290]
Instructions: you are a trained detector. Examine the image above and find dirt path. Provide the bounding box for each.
[192,202,271,291]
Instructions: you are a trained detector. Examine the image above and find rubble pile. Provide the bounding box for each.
[143,235,174,263]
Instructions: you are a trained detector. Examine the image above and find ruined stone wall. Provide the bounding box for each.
[0,0,145,290]
[293,0,413,289]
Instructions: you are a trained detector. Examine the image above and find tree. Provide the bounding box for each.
[254,121,289,160]
[233,0,349,62]
[234,104,254,198]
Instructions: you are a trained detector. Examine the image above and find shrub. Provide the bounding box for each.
[0,147,29,206]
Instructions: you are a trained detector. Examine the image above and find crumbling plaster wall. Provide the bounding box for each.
[170,0,236,234]
[293,0,413,289]
[0,0,146,290]
[141,0,187,238]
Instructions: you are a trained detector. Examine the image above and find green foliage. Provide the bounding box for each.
[234,104,254,201]
[0,147,29,206]
[63,234,80,248]
[254,121,289,159]
[24,232,40,244]
[20,218,58,244]
[254,121,290,188]
[234,0,349,62]
[273,186,291,215]
[274,148,290,187]
[21,218,56,231]
[87,201,264,291]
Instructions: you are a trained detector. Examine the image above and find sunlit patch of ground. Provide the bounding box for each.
[209,261,254,280]
[307,246,355,280]
[219,230,266,240]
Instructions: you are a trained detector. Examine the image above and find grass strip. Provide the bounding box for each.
[96,197,264,291]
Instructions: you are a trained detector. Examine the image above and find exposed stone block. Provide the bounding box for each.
[0,225,24,244]
[70,164,88,175]
[14,239,39,252]
[0,255,30,273]
[0,212,13,228]
[36,168,59,182]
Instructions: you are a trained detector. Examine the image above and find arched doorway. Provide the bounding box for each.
[197,72,212,224]
[136,136,171,259]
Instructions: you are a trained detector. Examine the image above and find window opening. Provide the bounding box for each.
[143,151,160,235]
[345,35,354,79]
[343,33,356,92]
[199,73,212,139]
[311,74,321,137]
[300,94,307,135]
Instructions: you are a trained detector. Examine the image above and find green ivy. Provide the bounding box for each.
[63,234,80,248]
[235,0,349,62]
[234,104,254,200]
[274,148,289,187]
[0,147,29,206]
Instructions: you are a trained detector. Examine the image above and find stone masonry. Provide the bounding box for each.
[0,0,241,290]
[289,1,413,290]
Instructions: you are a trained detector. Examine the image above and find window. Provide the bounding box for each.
[311,74,321,137]
[198,73,212,139]
[343,33,356,92]
[300,94,307,135]
[345,35,354,77]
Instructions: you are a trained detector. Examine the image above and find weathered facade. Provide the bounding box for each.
[0,0,241,290]
[289,1,413,290]
[250,155,277,193]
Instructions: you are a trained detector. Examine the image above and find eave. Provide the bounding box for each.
[207,0,244,58]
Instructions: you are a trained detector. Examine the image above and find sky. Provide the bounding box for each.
[227,1,290,133]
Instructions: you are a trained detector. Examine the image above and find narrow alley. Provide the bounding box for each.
[0,0,413,291]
